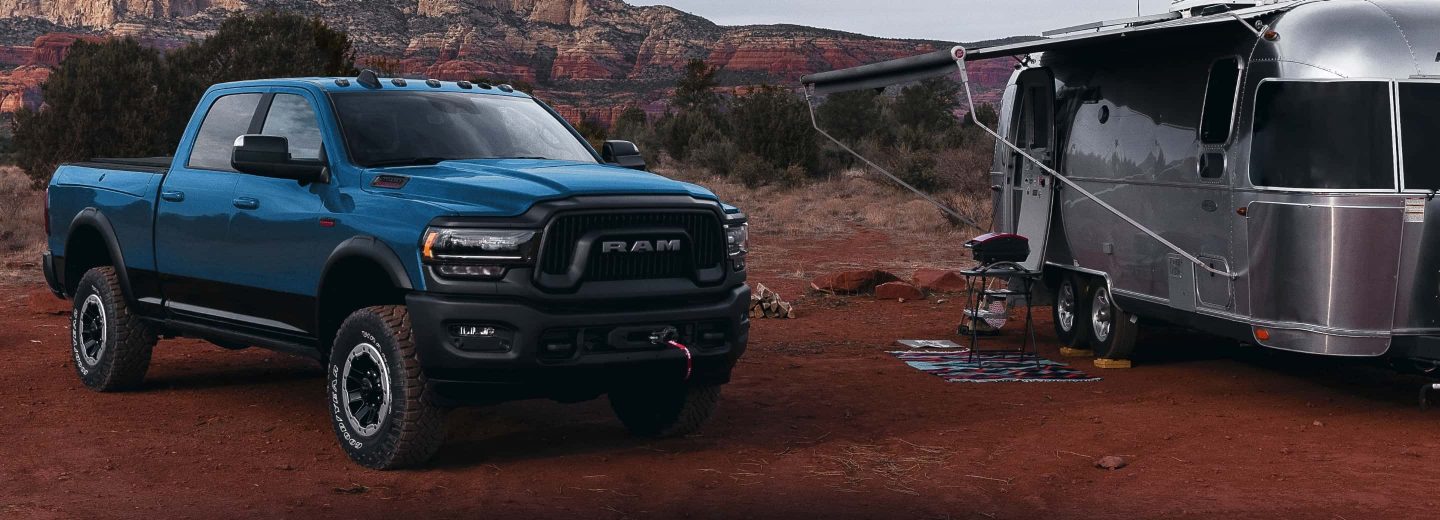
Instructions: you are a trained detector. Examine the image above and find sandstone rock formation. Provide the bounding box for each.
[0,0,1021,125]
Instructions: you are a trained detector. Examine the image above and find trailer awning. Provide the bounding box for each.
[801,2,1300,95]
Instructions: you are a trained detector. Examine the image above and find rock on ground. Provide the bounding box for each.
[810,269,899,295]
[875,281,925,301]
[913,268,968,293]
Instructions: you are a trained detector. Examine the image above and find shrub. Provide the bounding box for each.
[727,85,819,174]
[655,109,722,162]
[889,146,947,193]
[13,12,355,186]
[572,117,607,150]
[688,134,737,176]
[0,166,44,253]
[731,152,780,188]
[12,38,177,187]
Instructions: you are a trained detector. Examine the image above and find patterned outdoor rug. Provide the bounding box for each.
[889,350,1102,383]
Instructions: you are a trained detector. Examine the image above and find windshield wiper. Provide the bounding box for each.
[365,157,451,167]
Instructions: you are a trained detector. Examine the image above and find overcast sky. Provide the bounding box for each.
[628,0,1178,42]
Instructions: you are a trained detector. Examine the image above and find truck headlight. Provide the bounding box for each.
[725,223,748,257]
[422,227,539,279]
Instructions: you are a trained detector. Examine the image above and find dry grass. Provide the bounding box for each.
[659,166,992,242]
[0,166,44,256]
[805,440,954,495]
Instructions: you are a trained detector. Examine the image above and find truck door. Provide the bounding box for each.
[1008,69,1057,270]
[154,92,262,320]
[223,90,344,337]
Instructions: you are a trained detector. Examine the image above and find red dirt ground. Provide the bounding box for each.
[4,231,1440,519]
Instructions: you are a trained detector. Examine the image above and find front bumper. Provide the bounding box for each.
[407,284,751,403]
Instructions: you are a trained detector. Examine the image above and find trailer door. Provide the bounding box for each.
[1008,68,1057,270]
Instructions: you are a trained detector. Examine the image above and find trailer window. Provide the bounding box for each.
[1250,81,1394,190]
[1400,83,1440,191]
[1199,58,1241,144]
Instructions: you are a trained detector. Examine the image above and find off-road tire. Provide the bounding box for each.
[609,384,722,438]
[1052,273,1089,348]
[71,267,156,391]
[1085,282,1138,360]
[327,305,446,470]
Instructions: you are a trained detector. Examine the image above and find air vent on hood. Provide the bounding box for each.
[372,174,410,189]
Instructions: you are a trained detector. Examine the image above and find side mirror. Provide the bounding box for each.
[602,140,646,171]
[231,135,328,183]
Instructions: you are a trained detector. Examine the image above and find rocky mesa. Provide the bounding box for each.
[0,0,1019,125]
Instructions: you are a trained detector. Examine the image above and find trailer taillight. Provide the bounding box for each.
[1254,328,1271,342]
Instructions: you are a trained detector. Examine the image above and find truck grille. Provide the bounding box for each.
[539,211,726,282]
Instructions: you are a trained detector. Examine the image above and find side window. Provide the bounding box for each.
[261,94,324,161]
[1199,57,1241,145]
[186,93,263,171]
[1250,81,1393,190]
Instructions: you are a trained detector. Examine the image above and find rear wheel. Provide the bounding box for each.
[1086,282,1138,360]
[327,305,446,470]
[1052,273,1088,347]
[71,267,156,392]
[610,384,721,438]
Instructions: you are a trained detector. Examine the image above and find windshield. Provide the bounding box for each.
[331,91,597,167]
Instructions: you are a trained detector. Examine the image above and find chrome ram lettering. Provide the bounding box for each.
[601,240,682,253]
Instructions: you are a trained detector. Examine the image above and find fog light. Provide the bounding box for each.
[451,325,497,338]
[437,264,506,279]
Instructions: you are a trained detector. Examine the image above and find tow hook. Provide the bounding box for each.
[649,327,692,382]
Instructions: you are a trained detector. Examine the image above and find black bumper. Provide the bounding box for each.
[41,251,65,299]
[407,284,751,402]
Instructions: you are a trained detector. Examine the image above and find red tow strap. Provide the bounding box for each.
[668,340,693,381]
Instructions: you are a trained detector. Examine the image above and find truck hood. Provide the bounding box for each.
[359,159,721,216]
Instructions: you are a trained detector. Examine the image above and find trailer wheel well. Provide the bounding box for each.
[316,257,406,356]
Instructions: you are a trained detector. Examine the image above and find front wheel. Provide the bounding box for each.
[1085,283,1138,360]
[610,384,721,438]
[327,305,446,470]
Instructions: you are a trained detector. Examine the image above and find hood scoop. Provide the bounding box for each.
[372,174,410,189]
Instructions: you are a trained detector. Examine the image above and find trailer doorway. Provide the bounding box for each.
[1006,68,1057,270]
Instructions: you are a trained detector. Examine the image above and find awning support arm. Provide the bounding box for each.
[802,88,981,229]
[948,46,1238,279]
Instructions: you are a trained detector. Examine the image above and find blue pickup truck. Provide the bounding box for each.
[42,71,751,469]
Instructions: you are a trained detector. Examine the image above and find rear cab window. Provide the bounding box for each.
[186,93,264,172]
[1249,81,1394,191]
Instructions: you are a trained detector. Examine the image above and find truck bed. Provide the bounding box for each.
[69,157,172,174]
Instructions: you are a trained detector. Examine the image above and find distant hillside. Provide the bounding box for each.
[0,0,1022,125]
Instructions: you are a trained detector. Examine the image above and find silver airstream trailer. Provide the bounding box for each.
[803,0,1440,369]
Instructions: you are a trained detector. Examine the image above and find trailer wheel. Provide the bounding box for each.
[1052,273,1089,347]
[1085,282,1137,360]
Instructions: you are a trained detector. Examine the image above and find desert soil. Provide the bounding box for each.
[3,230,1439,519]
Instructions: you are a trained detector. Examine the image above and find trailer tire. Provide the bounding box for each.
[71,267,156,392]
[1085,282,1137,360]
[609,384,721,438]
[1052,273,1089,348]
[327,305,446,470]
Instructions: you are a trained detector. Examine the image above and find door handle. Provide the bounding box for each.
[160,190,185,202]
[232,197,260,210]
